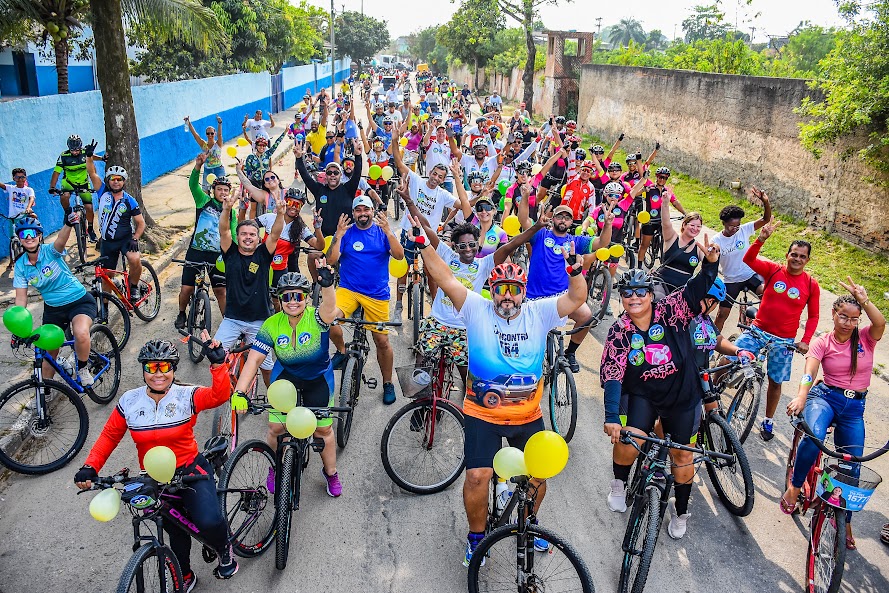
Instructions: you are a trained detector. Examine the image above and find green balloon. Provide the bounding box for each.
[3,306,33,338]
[33,324,65,351]
[498,180,510,195]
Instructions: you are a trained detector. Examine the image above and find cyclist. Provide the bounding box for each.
[305,99,330,156]
[629,166,687,266]
[12,215,96,386]
[781,278,883,549]
[233,267,345,497]
[600,238,722,539]
[359,125,394,210]
[451,137,499,186]
[243,130,288,189]
[184,115,224,189]
[74,339,239,586]
[711,186,772,332]
[422,123,456,193]
[236,160,288,216]
[652,201,705,299]
[583,181,634,313]
[412,230,588,566]
[1,167,36,271]
[50,135,97,242]
[242,109,274,142]
[737,218,820,442]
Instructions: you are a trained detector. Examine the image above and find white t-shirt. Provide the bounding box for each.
[460,154,499,183]
[425,140,453,178]
[385,89,399,104]
[399,171,456,235]
[6,185,35,217]
[711,221,757,283]
[386,110,403,125]
[246,119,272,141]
[430,243,495,328]
[256,213,313,242]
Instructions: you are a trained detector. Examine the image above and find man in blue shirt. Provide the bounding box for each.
[327,196,404,404]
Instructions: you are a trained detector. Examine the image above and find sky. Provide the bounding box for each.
[308,0,847,43]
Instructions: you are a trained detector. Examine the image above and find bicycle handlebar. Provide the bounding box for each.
[619,429,734,462]
[550,316,599,336]
[791,416,889,463]
[243,401,351,418]
[173,259,216,269]
[176,328,251,355]
[80,468,211,493]
[333,317,402,329]
[72,256,109,271]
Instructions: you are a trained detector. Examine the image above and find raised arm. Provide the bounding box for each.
[750,186,772,231]
[660,189,677,243]
[236,160,268,203]
[264,200,285,255]
[605,133,624,163]
[556,244,589,318]
[494,212,549,264]
[215,116,223,147]
[450,160,473,221]
[447,128,464,160]
[219,194,236,252]
[416,233,467,310]
[643,142,659,170]
[185,117,204,146]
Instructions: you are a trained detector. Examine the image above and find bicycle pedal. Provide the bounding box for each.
[364,376,378,390]
[201,545,217,564]
[311,437,325,453]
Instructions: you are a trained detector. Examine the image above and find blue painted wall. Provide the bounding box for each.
[35,65,96,95]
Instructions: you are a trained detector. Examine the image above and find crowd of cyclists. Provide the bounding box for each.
[2,64,887,591]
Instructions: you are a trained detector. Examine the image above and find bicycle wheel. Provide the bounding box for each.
[412,282,422,340]
[74,220,88,265]
[643,233,661,270]
[468,522,595,593]
[212,406,242,456]
[806,503,847,593]
[513,244,529,273]
[622,239,638,271]
[619,486,661,593]
[724,371,763,444]
[92,289,131,350]
[586,266,612,321]
[187,290,211,363]
[218,439,276,558]
[548,361,578,443]
[0,378,88,475]
[85,324,121,405]
[275,447,296,570]
[380,399,465,494]
[133,260,161,321]
[116,543,183,593]
[337,357,359,449]
[700,411,754,517]
[9,237,24,265]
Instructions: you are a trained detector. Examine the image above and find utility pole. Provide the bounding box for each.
[595,17,602,39]
[330,0,336,99]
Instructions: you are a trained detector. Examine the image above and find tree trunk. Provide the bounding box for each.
[53,37,70,94]
[521,9,535,114]
[90,0,155,227]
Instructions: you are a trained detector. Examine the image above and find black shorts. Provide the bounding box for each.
[181,248,226,288]
[720,275,763,307]
[540,174,561,190]
[464,415,546,470]
[621,393,701,445]
[99,236,137,271]
[640,222,660,237]
[274,369,334,408]
[43,293,97,331]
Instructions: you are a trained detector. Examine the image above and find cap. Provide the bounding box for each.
[352,195,374,210]
[553,205,574,218]
[325,162,342,173]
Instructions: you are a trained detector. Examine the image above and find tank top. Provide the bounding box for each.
[658,239,701,289]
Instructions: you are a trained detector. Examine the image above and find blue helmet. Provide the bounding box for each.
[707,278,727,302]
[15,216,43,235]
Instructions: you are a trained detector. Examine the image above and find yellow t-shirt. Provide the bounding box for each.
[306,125,327,155]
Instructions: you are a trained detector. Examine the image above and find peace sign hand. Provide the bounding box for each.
[701,233,720,263]
[757,217,780,243]
[838,275,869,305]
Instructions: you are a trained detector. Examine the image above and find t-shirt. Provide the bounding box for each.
[458,292,565,425]
[689,314,719,368]
[399,171,456,236]
[808,325,878,392]
[252,309,331,380]
[459,154,499,184]
[470,217,508,258]
[54,151,88,187]
[246,119,272,141]
[525,229,592,300]
[257,213,314,270]
[188,169,236,252]
[14,244,88,307]
[5,185,34,218]
[425,141,453,178]
[96,190,141,241]
[711,221,757,283]
[306,126,327,155]
[338,224,392,300]
[222,243,273,322]
[430,243,495,329]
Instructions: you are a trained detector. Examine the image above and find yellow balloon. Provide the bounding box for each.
[286,406,318,439]
[523,430,569,479]
[226,146,238,158]
[143,446,177,483]
[323,235,333,252]
[399,137,409,147]
[267,379,297,413]
[89,487,121,522]
[493,447,527,479]
[389,257,409,277]
[502,215,521,237]
[637,211,651,224]
[237,138,250,147]
[560,185,567,197]
[609,244,625,258]
[595,247,611,262]
[531,163,543,176]
[381,165,394,182]
[205,173,217,185]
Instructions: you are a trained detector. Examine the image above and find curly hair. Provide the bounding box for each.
[451,222,480,243]
[719,205,745,222]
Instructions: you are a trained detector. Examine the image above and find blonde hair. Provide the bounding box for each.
[681,212,703,231]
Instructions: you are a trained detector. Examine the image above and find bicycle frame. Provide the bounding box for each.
[29,340,112,396]
[488,476,540,573]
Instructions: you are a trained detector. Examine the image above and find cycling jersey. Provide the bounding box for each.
[589,195,634,238]
[13,243,88,306]
[188,169,236,252]
[252,309,331,380]
[526,228,593,299]
[54,150,88,187]
[470,218,508,258]
[689,314,719,368]
[638,184,676,224]
[257,213,313,271]
[561,178,595,220]
[95,190,140,241]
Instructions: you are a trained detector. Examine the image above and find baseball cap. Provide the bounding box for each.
[325,162,342,173]
[352,195,374,210]
[553,205,574,218]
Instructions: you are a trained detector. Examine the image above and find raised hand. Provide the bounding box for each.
[757,217,780,243]
[313,208,323,230]
[195,152,207,166]
[838,275,869,304]
[375,210,391,234]
[293,140,305,159]
[335,213,351,238]
[701,233,720,263]
[221,193,238,211]
[449,158,462,178]
[216,115,223,124]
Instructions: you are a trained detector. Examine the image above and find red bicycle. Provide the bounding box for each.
[82,255,161,322]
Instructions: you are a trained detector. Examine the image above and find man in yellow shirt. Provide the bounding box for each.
[305,96,330,156]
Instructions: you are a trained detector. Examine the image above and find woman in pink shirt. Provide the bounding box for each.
[781,278,885,549]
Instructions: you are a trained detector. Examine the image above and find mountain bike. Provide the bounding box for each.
[542,319,597,442]
[642,225,663,270]
[49,187,89,264]
[82,255,162,322]
[174,260,217,363]
[1,211,31,270]
[586,258,612,321]
[0,323,120,475]
[725,287,762,333]
[405,253,428,341]
[383,343,465,494]
[74,258,131,350]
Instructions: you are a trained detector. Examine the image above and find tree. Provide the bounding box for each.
[607,18,645,49]
[408,25,439,63]
[438,0,503,84]
[333,11,389,69]
[258,0,318,73]
[682,4,731,43]
[770,22,837,78]
[644,29,669,51]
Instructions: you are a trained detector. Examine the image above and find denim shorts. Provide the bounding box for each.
[733,329,795,383]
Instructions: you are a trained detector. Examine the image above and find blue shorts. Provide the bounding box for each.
[733,329,795,383]
[400,228,418,265]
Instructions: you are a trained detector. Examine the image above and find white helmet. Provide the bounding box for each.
[603,181,624,196]
[105,165,128,181]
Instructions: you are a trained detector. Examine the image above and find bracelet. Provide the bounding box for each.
[862,299,871,307]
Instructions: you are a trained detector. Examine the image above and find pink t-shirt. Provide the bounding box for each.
[807,325,879,392]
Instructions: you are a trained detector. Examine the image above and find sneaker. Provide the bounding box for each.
[322,467,343,497]
[266,467,276,494]
[605,305,614,316]
[87,228,98,243]
[213,545,238,579]
[174,311,187,331]
[667,499,690,540]
[607,479,627,513]
[78,366,95,387]
[565,351,580,373]
[331,351,347,370]
[129,285,144,303]
[534,536,550,552]
[463,534,486,568]
[183,571,197,593]
[383,382,396,405]
[394,302,404,319]
[760,418,775,442]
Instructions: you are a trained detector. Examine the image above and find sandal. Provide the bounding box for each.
[779,495,796,515]
[846,535,856,551]
[881,523,889,545]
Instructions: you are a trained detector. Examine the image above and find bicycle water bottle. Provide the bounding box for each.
[59,355,75,377]
[741,359,755,380]
[495,478,511,513]
[184,119,189,132]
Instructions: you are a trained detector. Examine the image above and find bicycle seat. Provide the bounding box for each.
[745,306,758,320]
[203,436,229,465]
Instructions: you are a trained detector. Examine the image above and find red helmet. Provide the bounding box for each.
[489,263,527,287]
[581,160,596,170]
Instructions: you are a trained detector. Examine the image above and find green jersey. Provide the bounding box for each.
[251,309,331,380]
[54,151,88,188]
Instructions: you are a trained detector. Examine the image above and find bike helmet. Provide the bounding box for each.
[617,269,652,291]
[591,144,605,154]
[285,187,305,202]
[489,262,527,287]
[706,278,727,302]
[476,117,486,126]
[104,165,128,181]
[254,136,269,146]
[626,153,638,164]
[603,181,624,196]
[14,215,43,235]
[211,176,232,189]
[515,161,533,175]
[67,134,83,151]
[471,137,487,149]
[566,119,577,128]
[607,162,623,172]
[574,148,587,161]
[276,272,312,296]
[382,116,394,125]
[656,166,671,177]
[467,170,486,183]
[580,160,596,170]
[137,339,180,366]
[554,116,566,125]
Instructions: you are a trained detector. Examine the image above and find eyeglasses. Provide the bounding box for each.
[835,313,861,325]
[492,284,523,296]
[455,241,479,250]
[620,288,650,298]
[17,229,39,240]
[475,203,495,212]
[325,170,341,176]
[280,291,308,303]
[143,361,174,374]
[108,176,125,183]
[553,213,573,221]
[14,175,26,180]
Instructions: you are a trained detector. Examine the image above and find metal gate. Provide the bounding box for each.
[271,72,284,113]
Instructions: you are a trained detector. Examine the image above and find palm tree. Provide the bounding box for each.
[607,18,646,49]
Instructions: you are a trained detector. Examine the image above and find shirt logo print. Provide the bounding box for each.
[773,281,787,294]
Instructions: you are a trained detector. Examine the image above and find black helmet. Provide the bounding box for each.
[574,148,587,161]
[211,176,231,189]
[276,272,311,296]
[285,187,305,202]
[67,134,83,151]
[656,166,671,177]
[515,161,533,175]
[554,116,566,125]
[137,339,180,366]
[617,269,652,291]
[591,144,604,154]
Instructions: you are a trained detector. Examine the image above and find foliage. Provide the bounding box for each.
[682,4,732,43]
[486,28,525,75]
[333,10,389,66]
[607,18,645,48]
[437,0,503,70]
[769,23,837,78]
[645,29,668,51]
[669,37,766,74]
[408,26,439,63]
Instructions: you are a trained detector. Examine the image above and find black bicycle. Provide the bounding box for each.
[49,187,88,264]
[174,260,217,363]
[543,319,597,442]
[586,258,612,321]
[1,211,30,270]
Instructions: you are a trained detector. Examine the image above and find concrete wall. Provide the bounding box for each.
[578,64,888,253]
[447,63,551,117]
[0,60,350,256]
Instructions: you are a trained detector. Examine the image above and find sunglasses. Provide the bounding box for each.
[325,170,341,176]
[326,136,335,140]
[656,174,669,179]
[285,199,303,208]
[108,176,125,182]
[264,175,277,182]
[14,175,26,180]
[620,288,650,299]
[280,291,308,303]
[492,284,523,296]
[17,229,39,240]
[143,361,174,374]
[605,193,622,200]
[455,241,479,250]
[206,131,216,135]
[475,203,495,212]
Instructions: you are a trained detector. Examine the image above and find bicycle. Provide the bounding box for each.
[49,187,89,264]
[173,259,217,363]
[82,438,231,592]
[725,287,762,333]
[334,314,402,449]
[73,258,132,350]
[467,473,595,592]
[405,251,428,340]
[0,323,121,475]
[785,416,888,593]
[618,429,734,593]
[1,211,31,269]
[586,257,612,321]
[641,225,663,270]
[542,319,597,442]
[82,255,161,322]
[383,344,465,494]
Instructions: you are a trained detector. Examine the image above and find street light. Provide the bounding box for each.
[330,0,336,99]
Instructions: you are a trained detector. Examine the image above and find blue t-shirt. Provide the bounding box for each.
[344,119,359,140]
[319,143,345,167]
[525,229,593,300]
[13,244,88,307]
[373,126,393,149]
[338,224,392,300]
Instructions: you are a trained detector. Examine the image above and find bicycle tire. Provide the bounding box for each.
[275,446,296,570]
[586,265,612,321]
[701,411,754,517]
[218,439,276,558]
[92,289,131,350]
[468,522,595,593]
[412,282,422,340]
[806,503,847,593]
[380,399,465,494]
[133,260,161,321]
[643,233,661,270]
[548,361,578,443]
[622,238,638,271]
[73,220,88,265]
[187,290,211,363]
[619,485,661,593]
[212,406,242,456]
[337,357,359,449]
[116,543,183,593]
[9,237,24,265]
[0,378,88,475]
[725,371,763,444]
[85,324,121,405]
